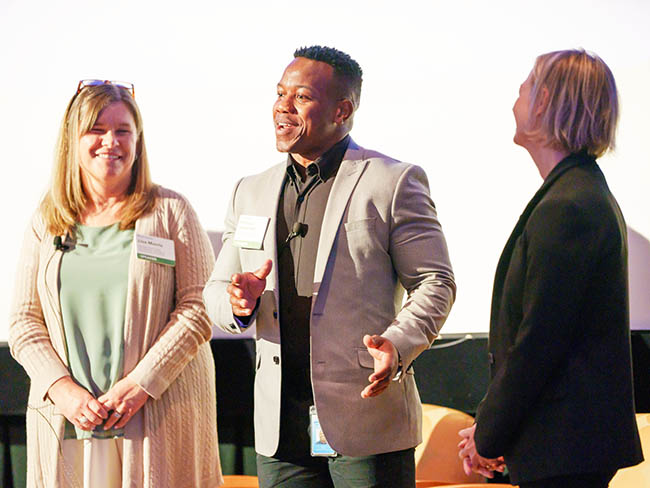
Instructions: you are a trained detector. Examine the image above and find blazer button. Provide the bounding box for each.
[273,356,280,365]
[273,310,278,319]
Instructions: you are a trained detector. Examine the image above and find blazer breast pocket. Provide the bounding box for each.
[345,218,376,233]
[344,218,384,261]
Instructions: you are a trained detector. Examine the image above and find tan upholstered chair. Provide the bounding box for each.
[221,475,260,487]
[610,412,650,487]
[415,404,484,485]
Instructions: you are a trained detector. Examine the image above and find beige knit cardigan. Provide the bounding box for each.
[9,187,223,488]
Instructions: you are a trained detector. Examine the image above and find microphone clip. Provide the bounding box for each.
[285,222,308,245]
[53,236,70,252]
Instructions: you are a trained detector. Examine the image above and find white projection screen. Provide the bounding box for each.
[1,0,648,341]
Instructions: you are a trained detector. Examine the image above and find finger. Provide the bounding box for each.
[363,334,379,349]
[462,457,473,476]
[230,273,242,286]
[87,398,108,419]
[76,414,94,430]
[459,445,470,459]
[253,260,273,280]
[113,409,132,429]
[233,309,253,317]
[458,426,473,437]
[227,283,244,299]
[104,409,126,430]
[361,380,389,398]
[81,408,102,425]
[476,466,495,478]
[101,406,118,430]
[360,383,374,398]
[368,366,390,383]
[474,458,496,478]
[229,293,254,310]
[230,296,254,314]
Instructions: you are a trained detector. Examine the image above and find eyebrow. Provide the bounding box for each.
[91,122,133,128]
[277,83,316,92]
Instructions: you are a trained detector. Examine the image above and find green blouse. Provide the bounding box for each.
[59,223,133,439]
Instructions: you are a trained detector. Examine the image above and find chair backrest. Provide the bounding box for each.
[415,404,484,484]
[609,413,650,487]
[221,474,259,487]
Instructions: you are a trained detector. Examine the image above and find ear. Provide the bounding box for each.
[534,86,550,117]
[334,99,354,125]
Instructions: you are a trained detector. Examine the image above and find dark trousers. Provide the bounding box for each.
[256,448,416,488]
[519,470,617,488]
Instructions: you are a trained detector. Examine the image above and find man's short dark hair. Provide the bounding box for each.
[294,45,363,108]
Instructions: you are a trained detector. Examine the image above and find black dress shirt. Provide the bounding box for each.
[275,135,350,458]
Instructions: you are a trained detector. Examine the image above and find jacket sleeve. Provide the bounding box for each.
[203,178,257,334]
[474,198,599,458]
[380,164,456,369]
[127,195,215,399]
[8,215,70,400]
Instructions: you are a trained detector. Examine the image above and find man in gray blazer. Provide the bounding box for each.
[203,45,456,488]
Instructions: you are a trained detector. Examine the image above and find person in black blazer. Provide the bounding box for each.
[458,49,643,488]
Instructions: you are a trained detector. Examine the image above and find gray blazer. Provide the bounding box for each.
[204,140,456,457]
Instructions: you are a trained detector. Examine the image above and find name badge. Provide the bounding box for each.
[233,215,270,250]
[309,405,337,457]
[135,234,176,266]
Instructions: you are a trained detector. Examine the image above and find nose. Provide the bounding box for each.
[102,130,119,147]
[274,95,296,114]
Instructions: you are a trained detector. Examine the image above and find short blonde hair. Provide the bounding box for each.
[529,49,619,158]
[41,84,157,236]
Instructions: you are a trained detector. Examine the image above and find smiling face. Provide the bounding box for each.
[273,57,350,166]
[78,101,138,193]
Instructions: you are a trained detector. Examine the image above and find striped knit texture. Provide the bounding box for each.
[9,187,223,487]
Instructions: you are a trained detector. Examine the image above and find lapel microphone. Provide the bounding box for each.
[53,236,69,251]
[285,222,308,245]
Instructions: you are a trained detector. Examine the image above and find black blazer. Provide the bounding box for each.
[474,153,643,484]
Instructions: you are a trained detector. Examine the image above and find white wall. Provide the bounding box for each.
[1,0,648,341]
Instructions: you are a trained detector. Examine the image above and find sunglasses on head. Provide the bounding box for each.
[77,79,135,97]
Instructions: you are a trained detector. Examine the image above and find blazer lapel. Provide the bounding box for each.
[262,162,287,293]
[313,141,368,291]
[490,153,593,323]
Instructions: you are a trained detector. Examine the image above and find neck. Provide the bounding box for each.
[291,131,349,167]
[80,177,131,226]
[525,143,571,180]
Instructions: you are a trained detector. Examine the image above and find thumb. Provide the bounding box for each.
[363,334,379,350]
[253,259,273,280]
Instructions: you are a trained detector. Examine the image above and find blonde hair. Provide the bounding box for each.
[528,49,619,158]
[40,84,157,236]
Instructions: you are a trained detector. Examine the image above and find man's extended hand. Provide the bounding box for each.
[227,260,273,316]
[360,334,399,398]
[458,424,506,478]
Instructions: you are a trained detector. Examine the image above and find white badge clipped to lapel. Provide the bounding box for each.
[135,234,176,266]
[233,215,270,250]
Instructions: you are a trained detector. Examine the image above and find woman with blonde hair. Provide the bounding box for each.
[459,50,643,487]
[9,80,223,487]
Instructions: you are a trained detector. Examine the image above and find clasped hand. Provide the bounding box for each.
[47,375,150,432]
[458,423,506,478]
